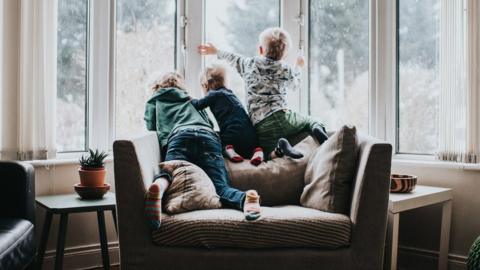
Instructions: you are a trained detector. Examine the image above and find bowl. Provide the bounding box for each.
[390,174,417,193]
[74,183,110,200]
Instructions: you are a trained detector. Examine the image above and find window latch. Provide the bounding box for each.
[180,15,189,28]
[294,13,305,26]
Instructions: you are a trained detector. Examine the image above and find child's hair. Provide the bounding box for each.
[200,64,227,91]
[151,71,187,92]
[259,27,292,61]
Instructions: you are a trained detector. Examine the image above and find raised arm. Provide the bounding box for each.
[198,43,252,76]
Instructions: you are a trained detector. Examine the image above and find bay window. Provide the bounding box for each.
[47,0,480,164]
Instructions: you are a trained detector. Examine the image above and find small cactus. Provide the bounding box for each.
[79,149,108,169]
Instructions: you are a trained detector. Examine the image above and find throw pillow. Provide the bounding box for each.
[160,160,222,214]
[300,125,358,214]
[226,136,320,206]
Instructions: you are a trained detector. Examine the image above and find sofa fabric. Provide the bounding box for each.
[161,160,222,214]
[153,205,350,248]
[0,218,35,270]
[301,126,358,214]
[113,132,392,270]
[226,136,319,206]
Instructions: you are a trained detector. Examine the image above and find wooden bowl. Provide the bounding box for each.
[390,174,417,193]
[74,183,110,200]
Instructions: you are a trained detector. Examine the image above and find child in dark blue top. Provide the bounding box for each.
[191,64,264,165]
[191,64,302,165]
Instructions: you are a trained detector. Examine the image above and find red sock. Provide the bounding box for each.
[225,145,244,162]
[250,147,264,166]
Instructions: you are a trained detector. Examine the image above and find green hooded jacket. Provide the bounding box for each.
[144,87,213,150]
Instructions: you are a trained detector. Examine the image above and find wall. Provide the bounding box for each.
[393,161,480,270]
[0,0,19,158]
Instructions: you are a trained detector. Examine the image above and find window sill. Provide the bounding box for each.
[27,155,113,168]
[393,154,480,171]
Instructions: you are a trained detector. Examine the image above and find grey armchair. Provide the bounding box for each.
[113,132,392,270]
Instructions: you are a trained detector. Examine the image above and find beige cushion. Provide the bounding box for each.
[153,205,351,248]
[225,136,320,206]
[301,126,358,214]
[161,160,222,214]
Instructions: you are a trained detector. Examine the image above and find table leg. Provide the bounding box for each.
[97,211,110,269]
[111,209,118,235]
[385,212,400,270]
[55,213,68,270]
[438,200,452,270]
[36,211,53,270]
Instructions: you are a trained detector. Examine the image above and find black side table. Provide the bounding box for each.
[36,192,117,270]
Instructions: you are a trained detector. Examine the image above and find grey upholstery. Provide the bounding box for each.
[113,132,392,270]
[153,206,351,248]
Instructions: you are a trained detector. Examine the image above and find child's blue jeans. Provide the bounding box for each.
[156,128,246,210]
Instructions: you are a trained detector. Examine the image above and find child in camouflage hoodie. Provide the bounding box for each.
[198,27,328,159]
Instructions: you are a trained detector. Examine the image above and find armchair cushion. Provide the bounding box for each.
[0,218,35,270]
[301,126,358,214]
[152,205,350,249]
[226,136,320,206]
[161,160,222,214]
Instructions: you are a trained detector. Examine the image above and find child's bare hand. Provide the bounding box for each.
[198,43,218,55]
[296,56,305,68]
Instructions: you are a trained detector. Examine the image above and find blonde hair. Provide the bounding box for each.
[259,27,292,61]
[151,72,187,92]
[200,64,227,91]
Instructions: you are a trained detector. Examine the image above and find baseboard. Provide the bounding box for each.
[41,241,120,270]
[398,245,467,270]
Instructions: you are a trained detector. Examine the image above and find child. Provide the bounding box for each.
[144,72,262,228]
[198,28,328,158]
[191,64,303,165]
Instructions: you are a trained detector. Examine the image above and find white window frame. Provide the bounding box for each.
[54,0,480,166]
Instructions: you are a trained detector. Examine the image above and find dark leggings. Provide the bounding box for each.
[156,128,245,210]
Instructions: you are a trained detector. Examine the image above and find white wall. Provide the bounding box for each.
[393,162,480,269]
[0,0,19,159]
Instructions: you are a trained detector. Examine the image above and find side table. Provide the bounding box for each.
[36,192,117,270]
[385,185,453,270]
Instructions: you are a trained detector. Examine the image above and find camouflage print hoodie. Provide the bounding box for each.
[217,50,301,125]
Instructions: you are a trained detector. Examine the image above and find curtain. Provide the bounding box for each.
[17,0,58,160]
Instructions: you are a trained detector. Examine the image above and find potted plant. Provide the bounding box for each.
[78,149,109,187]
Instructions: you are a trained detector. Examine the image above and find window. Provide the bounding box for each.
[115,0,177,139]
[308,0,370,132]
[56,0,89,152]
[397,0,440,154]
[204,0,280,103]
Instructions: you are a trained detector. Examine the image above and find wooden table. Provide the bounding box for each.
[385,185,452,270]
[36,192,117,270]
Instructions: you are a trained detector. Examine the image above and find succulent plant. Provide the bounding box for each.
[79,149,108,169]
[468,236,480,270]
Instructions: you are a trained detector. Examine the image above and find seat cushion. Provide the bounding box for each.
[153,206,351,249]
[0,218,35,270]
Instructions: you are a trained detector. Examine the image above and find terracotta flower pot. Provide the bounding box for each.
[78,167,106,187]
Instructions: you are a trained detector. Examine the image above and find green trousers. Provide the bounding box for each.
[255,110,325,157]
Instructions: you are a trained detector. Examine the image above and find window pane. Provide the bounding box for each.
[56,0,88,152]
[309,0,370,132]
[397,0,440,154]
[204,0,280,103]
[115,0,176,138]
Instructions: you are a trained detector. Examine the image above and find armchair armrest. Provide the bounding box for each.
[0,161,35,225]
